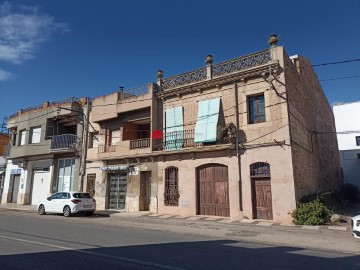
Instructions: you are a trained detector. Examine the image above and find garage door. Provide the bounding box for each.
[197,164,230,217]
[31,170,51,205]
[11,175,20,203]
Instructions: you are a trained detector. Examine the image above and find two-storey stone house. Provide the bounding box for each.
[153,39,341,222]
[2,98,90,205]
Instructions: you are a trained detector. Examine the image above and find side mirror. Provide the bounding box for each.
[47,197,51,201]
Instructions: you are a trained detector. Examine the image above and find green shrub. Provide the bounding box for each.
[300,191,346,211]
[291,199,332,225]
[341,183,359,202]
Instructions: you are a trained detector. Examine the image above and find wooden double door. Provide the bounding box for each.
[197,164,230,217]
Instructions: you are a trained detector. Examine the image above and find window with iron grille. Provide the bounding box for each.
[164,166,179,206]
[250,162,271,177]
[248,94,265,124]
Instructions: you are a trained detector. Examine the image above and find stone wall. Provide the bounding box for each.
[284,51,342,199]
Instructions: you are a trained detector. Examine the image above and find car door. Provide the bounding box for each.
[46,193,61,212]
[56,192,70,212]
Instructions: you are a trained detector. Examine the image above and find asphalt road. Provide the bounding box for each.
[0,209,360,270]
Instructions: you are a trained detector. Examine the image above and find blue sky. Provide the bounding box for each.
[0,0,359,125]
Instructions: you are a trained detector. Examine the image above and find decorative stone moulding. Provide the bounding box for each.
[268,34,279,47]
[205,54,214,65]
[157,70,164,79]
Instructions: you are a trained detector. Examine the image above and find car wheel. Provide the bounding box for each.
[63,206,71,217]
[85,211,94,216]
[38,205,46,215]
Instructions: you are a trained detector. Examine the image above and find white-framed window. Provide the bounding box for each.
[19,130,26,146]
[356,136,360,146]
[30,126,41,144]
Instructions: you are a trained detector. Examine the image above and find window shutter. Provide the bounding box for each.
[194,98,220,142]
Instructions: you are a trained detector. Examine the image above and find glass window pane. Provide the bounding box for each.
[31,127,41,143]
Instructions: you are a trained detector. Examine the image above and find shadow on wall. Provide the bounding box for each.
[1,239,360,269]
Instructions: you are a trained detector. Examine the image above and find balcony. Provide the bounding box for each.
[98,144,116,153]
[130,138,150,149]
[97,137,151,159]
[152,129,235,151]
[50,134,78,153]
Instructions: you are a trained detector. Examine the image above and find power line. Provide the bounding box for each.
[320,75,360,82]
[312,58,360,67]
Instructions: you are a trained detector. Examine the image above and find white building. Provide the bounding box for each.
[333,101,360,188]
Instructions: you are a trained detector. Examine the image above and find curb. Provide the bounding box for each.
[140,213,349,232]
[1,206,349,232]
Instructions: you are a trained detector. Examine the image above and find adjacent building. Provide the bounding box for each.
[0,132,10,203]
[153,40,341,222]
[333,101,360,188]
[86,84,160,212]
[2,97,90,205]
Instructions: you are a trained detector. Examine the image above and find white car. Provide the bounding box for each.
[38,191,96,217]
[351,215,360,238]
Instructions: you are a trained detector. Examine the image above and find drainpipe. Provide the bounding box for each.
[234,83,243,211]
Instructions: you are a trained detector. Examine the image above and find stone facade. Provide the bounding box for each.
[153,46,341,223]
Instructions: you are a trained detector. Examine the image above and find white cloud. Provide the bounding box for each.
[0,2,68,64]
[0,68,12,81]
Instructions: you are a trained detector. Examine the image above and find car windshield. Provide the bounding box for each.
[73,193,92,199]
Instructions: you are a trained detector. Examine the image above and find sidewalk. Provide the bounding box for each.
[0,203,350,232]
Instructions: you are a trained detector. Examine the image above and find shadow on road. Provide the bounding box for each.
[1,239,360,270]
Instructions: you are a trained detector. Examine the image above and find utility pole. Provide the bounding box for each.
[80,97,91,191]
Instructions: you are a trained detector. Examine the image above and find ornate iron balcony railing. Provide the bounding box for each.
[152,129,235,151]
[162,68,207,90]
[160,49,272,90]
[212,50,271,78]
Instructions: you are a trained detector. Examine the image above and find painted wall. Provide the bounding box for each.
[1,161,22,204]
[333,102,360,151]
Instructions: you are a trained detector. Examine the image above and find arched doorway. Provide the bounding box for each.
[197,164,229,217]
[250,162,273,220]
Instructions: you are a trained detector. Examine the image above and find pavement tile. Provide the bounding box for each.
[148,214,161,217]
[157,215,175,219]
[204,217,222,221]
[328,226,347,231]
[279,223,296,227]
[239,219,255,224]
[256,221,273,226]
[301,225,320,230]
[218,219,236,224]
[173,216,187,219]
[186,216,204,221]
